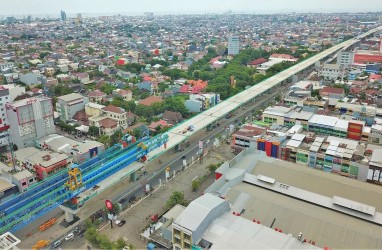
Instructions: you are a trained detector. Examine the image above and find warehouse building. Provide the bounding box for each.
[203,148,382,249]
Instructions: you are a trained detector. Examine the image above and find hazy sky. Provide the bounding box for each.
[0,0,381,16]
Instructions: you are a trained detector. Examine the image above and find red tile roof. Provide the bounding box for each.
[116,89,132,95]
[102,105,125,114]
[148,120,168,131]
[320,86,344,95]
[247,58,267,66]
[270,54,297,60]
[354,54,382,64]
[99,118,118,128]
[143,76,152,81]
[88,90,106,97]
[139,96,164,106]
[370,74,382,80]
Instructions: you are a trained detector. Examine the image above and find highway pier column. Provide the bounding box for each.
[59,204,79,225]
[130,172,137,182]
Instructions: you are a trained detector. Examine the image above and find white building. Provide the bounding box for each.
[228,36,240,55]
[56,93,89,121]
[6,96,55,149]
[0,85,26,147]
[337,50,354,67]
[320,64,343,80]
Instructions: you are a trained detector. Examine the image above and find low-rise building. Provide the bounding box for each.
[56,93,89,121]
[85,102,105,117]
[320,64,343,80]
[231,125,266,153]
[0,177,18,202]
[14,147,72,180]
[320,86,345,99]
[185,93,220,113]
[200,148,382,249]
[139,96,163,106]
[1,167,36,193]
[112,88,132,101]
[37,134,104,163]
[88,90,106,103]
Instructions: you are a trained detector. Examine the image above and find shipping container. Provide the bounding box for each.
[271,142,280,158]
[257,139,265,151]
[265,141,272,156]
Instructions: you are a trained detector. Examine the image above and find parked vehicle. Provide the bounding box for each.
[52,240,61,248]
[65,232,74,241]
[128,195,136,203]
[115,219,126,227]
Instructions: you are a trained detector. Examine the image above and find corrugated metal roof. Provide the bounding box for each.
[309,114,338,127]
[291,133,305,141]
[174,193,227,231]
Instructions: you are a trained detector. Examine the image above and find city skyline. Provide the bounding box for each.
[0,0,381,16]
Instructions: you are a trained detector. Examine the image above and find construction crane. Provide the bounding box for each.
[65,165,83,191]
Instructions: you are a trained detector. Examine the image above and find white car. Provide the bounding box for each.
[65,232,74,241]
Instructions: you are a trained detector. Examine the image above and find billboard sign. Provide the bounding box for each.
[105,200,113,210]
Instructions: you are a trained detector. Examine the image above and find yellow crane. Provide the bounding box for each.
[65,165,83,191]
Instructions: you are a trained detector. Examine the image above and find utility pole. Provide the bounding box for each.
[7,130,16,172]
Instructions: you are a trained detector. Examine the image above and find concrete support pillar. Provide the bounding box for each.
[59,204,78,223]
[65,211,74,222]
[292,75,298,84]
[130,172,136,182]
[315,61,321,70]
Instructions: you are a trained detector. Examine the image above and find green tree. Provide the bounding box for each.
[100,84,117,95]
[360,92,366,100]
[192,179,201,192]
[166,191,185,209]
[208,164,219,175]
[140,91,150,99]
[51,84,72,96]
[110,129,124,145]
[98,135,111,147]
[158,82,167,92]
[84,218,130,249]
[88,125,100,137]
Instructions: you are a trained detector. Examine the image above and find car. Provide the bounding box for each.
[74,226,80,234]
[123,246,130,250]
[52,240,61,248]
[115,219,126,227]
[128,195,136,203]
[65,232,74,241]
[142,171,147,175]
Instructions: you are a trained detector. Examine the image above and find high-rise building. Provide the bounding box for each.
[76,13,82,24]
[228,36,240,55]
[337,50,354,67]
[0,85,26,147]
[6,96,55,149]
[60,10,67,21]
